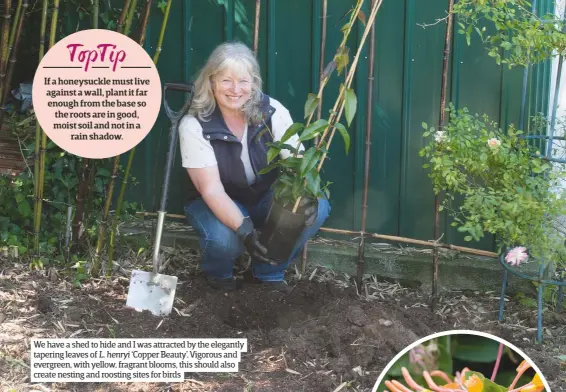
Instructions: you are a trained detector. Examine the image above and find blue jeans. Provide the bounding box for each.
[184,190,331,282]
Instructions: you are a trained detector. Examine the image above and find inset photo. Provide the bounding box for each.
[373,330,550,392]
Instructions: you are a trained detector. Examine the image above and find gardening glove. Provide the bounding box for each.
[299,197,318,226]
[236,217,278,266]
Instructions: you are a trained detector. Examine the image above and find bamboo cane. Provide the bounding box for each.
[91,0,135,272]
[0,0,27,127]
[432,0,455,313]
[117,0,132,34]
[0,0,12,119]
[136,0,152,43]
[6,0,21,68]
[289,0,365,198]
[107,0,172,272]
[35,0,60,262]
[132,211,499,259]
[92,0,99,29]
[356,0,376,288]
[91,0,154,277]
[289,0,363,170]
[72,0,133,255]
[89,0,105,277]
[72,0,123,254]
[315,0,383,169]
[32,0,48,261]
[71,0,102,252]
[301,0,328,275]
[71,159,93,251]
[253,0,260,55]
[291,0,383,214]
[315,0,327,127]
[123,0,138,37]
[91,0,147,275]
[302,0,364,131]
[151,0,170,64]
[319,227,498,258]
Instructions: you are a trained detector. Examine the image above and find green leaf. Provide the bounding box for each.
[300,148,320,177]
[452,336,500,362]
[481,377,509,392]
[304,93,320,119]
[157,0,168,13]
[18,200,31,218]
[97,167,111,177]
[258,161,280,175]
[386,353,411,377]
[267,146,280,164]
[299,119,329,142]
[305,170,321,197]
[345,88,357,127]
[519,297,537,308]
[281,123,305,143]
[335,47,350,75]
[95,178,103,193]
[334,122,350,154]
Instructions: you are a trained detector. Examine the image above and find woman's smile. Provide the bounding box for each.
[213,69,252,112]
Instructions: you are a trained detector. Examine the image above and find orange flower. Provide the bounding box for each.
[520,373,545,392]
[464,374,484,392]
[442,382,461,389]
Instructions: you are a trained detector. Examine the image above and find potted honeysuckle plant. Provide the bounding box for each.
[420,105,566,273]
[257,0,382,260]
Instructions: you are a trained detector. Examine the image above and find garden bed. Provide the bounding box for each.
[0,251,565,392]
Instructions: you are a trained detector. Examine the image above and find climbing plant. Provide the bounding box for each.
[452,0,566,67]
[420,105,566,269]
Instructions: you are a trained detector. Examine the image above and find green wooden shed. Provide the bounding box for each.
[124,0,554,254]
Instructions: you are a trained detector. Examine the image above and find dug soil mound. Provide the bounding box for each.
[73,274,440,391]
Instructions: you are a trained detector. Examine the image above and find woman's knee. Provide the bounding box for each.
[204,224,244,258]
[185,200,243,257]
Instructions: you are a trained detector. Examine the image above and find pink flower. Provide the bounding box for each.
[409,345,425,369]
[505,247,528,266]
[488,138,501,149]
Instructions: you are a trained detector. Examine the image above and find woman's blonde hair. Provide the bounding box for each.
[189,41,264,123]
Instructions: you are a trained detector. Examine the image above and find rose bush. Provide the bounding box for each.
[420,105,566,269]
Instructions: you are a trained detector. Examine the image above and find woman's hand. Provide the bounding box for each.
[236,217,278,265]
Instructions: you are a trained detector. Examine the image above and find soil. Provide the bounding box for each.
[1,254,565,392]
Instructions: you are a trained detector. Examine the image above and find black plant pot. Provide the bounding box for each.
[259,200,315,262]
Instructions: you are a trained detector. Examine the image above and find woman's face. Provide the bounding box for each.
[212,68,253,114]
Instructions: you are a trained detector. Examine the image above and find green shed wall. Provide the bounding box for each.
[117,0,552,253]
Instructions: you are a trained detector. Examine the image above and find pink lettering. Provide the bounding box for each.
[67,43,84,61]
[66,43,127,72]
